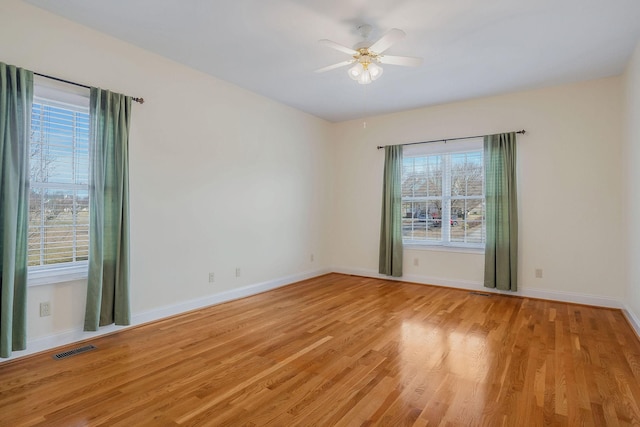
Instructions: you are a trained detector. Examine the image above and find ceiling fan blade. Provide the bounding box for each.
[318,39,357,55]
[369,28,406,54]
[378,55,423,67]
[315,60,355,73]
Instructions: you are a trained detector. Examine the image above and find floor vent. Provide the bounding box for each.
[53,344,97,360]
[469,292,491,297]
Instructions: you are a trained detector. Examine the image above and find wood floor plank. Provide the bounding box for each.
[1,273,640,426]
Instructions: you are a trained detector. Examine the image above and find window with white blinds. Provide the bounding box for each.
[401,138,486,249]
[28,86,90,270]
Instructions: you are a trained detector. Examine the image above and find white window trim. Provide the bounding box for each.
[28,261,88,287]
[402,137,485,251]
[28,77,90,286]
[404,242,484,254]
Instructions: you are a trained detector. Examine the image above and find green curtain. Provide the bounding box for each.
[0,63,32,357]
[379,145,403,277]
[484,132,518,291]
[85,88,131,331]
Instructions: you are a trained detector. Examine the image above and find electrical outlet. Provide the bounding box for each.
[535,268,543,279]
[310,253,314,262]
[235,267,241,278]
[413,258,419,266]
[209,272,215,283]
[39,302,51,317]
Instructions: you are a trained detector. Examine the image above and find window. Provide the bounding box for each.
[28,80,90,282]
[401,139,485,249]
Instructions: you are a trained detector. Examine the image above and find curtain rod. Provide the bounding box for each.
[376,130,526,150]
[34,72,145,104]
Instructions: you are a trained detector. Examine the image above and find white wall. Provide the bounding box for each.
[0,0,332,358]
[624,41,640,327]
[330,77,625,304]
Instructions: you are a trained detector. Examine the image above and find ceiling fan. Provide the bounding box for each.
[316,24,423,84]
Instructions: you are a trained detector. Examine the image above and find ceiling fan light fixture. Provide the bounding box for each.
[368,62,383,80]
[348,64,363,80]
[352,61,382,85]
[357,69,372,85]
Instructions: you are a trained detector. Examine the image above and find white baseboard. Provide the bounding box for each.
[3,268,331,363]
[520,287,622,309]
[132,268,331,325]
[623,305,640,338]
[332,266,623,309]
[333,266,484,291]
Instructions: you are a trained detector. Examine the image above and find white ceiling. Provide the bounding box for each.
[27,0,640,122]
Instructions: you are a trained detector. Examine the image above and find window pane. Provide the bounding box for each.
[426,200,442,240]
[400,147,484,247]
[76,190,89,262]
[427,156,442,197]
[466,152,483,196]
[412,157,428,197]
[451,152,483,197]
[402,158,416,197]
[29,97,90,268]
[31,104,90,185]
[28,188,89,266]
[448,198,486,244]
[402,201,427,240]
[402,158,415,198]
[465,199,485,244]
[450,153,466,197]
[403,157,430,198]
[450,202,464,243]
[426,219,442,240]
[28,188,43,267]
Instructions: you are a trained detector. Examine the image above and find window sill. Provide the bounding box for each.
[28,263,88,287]
[403,243,485,255]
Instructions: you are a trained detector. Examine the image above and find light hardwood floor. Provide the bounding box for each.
[2,273,640,426]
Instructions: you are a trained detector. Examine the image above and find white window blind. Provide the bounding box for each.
[28,88,90,269]
[401,138,485,248]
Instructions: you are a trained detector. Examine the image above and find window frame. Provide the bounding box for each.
[27,78,91,286]
[401,138,486,251]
